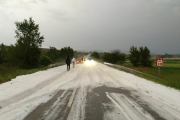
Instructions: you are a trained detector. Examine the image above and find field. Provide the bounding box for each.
[120,59,180,90]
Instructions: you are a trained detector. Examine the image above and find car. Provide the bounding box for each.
[76,58,83,64]
[86,57,94,64]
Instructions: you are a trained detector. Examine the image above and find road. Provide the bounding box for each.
[0,61,180,120]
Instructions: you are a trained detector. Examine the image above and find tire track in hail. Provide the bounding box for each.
[87,65,166,120]
[0,69,82,117]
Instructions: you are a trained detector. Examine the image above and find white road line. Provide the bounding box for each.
[67,88,77,107]
[105,92,131,120]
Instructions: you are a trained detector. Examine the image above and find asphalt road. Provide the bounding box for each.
[0,61,180,120]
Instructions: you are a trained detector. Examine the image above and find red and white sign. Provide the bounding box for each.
[156,57,163,66]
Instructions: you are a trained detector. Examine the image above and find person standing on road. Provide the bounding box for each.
[66,56,71,71]
[72,57,76,68]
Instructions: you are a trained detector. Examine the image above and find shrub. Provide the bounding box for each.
[60,47,74,59]
[102,49,126,64]
[47,47,61,61]
[129,46,153,67]
[39,55,52,66]
[139,46,153,67]
[129,46,140,67]
[0,43,7,64]
[90,52,100,59]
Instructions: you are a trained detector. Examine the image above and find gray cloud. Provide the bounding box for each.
[0,0,180,54]
[45,8,73,22]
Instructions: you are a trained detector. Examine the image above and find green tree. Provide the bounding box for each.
[12,17,44,68]
[111,50,126,64]
[129,46,140,67]
[139,46,153,67]
[102,49,126,64]
[47,47,60,61]
[0,43,7,64]
[102,52,112,63]
[60,47,74,59]
[39,55,52,66]
[90,51,100,59]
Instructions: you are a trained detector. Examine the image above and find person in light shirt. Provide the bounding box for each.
[72,57,76,68]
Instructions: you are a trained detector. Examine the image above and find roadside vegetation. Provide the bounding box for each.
[129,46,153,67]
[102,50,126,65]
[91,47,180,90]
[0,17,74,84]
[90,51,100,59]
[117,59,180,90]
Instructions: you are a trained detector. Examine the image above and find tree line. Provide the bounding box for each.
[90,46,152,67]
[0,17,74,71]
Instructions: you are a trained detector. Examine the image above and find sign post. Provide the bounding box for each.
[156,57,163,78]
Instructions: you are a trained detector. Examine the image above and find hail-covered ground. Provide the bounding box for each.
[0,61,180,120]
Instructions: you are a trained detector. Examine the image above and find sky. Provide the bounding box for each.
[0,0,180,54]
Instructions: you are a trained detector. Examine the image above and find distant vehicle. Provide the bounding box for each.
[76,58,83,64]
[86,57,94,64]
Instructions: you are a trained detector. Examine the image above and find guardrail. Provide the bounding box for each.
[104,62,159,80]
[49,62,65,67]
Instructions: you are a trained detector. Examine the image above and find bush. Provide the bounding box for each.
[129,46,140,67]
[129,46,153,67]
[39,55,52,66]
[0,63,15,71]
[0,43,7,64]
[90,52,100,59]
[102,49,126,64]
[139,46,153,67]
[60,47,74,59]
[47,47,61,61]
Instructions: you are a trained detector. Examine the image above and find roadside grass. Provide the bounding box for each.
[0,66,49,84]
[0,61,65,84]
[117,59,180,90]
[96,58,180,90]
[53,58,65,64]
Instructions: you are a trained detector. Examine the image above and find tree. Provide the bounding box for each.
[102,49,126,64]
[39,55,52,66]
[129,46,140,67]
[60,47,74,59]
[47,47,60,61]
[13,17,44,68]
[102,52,112,63]
[0,43,7,64]
[90,51,100,59]
[111,50,126,64]
[129,46,153,67]
[139,46,153,67]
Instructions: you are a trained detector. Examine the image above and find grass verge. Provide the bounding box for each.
[97,58,180,90]
[0,63,65,84]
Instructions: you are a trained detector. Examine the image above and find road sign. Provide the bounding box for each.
[156,57,163,78]
[156,57,163,66]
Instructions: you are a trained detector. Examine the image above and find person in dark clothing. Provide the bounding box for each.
[66,56,71,71]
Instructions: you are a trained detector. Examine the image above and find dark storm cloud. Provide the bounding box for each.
[0,0,180,54]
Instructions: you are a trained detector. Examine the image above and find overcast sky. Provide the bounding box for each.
[0,0,180,54]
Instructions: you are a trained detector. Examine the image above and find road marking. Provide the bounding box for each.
[106,92,131,120]
[67,88,77,107]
